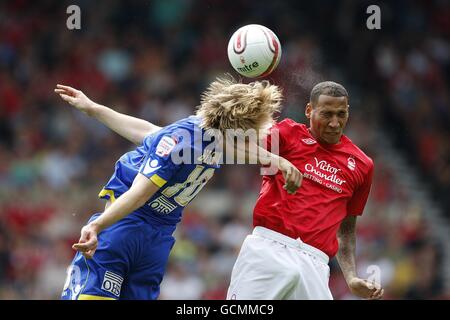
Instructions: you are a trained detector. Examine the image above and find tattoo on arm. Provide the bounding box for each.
[336,215,357,284]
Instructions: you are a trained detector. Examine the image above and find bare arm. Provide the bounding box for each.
[230,136,302,195]
[336,215,384,299]
[254,145,302,195]
[336,215,358,283]
[55,84,161,145]
[72,173,159,258]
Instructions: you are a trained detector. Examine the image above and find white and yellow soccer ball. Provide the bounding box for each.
[227,24,282,78]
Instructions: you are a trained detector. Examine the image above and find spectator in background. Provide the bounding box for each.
[0,0,448,300]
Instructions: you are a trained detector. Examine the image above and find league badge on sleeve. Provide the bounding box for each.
[156,136,177,157]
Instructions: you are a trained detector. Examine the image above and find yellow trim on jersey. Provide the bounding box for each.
[78,294,116,300]
[150,174,167,188]
[98,189,116,202]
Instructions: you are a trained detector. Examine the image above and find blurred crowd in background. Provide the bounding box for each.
[0,0,449,299]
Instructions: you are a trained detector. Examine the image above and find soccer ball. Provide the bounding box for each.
[227,24,282,78]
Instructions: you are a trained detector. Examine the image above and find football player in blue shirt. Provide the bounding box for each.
[55,78,301,300]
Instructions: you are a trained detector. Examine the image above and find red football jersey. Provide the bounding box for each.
[254,118,374,257]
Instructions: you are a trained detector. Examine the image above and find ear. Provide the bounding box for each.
[305,103,313,119]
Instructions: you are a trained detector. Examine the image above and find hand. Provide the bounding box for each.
[54,84,96,115]
[72,223,100,259]
[348,277,384,300]
[278,157,302,195]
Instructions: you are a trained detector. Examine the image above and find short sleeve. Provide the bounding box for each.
[264,120,292,156]
[139,134,183,188]
[347,162,374,216]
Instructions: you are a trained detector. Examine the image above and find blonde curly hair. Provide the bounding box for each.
[196,76,282,133]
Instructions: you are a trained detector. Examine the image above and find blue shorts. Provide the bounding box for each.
[61,213,175,300]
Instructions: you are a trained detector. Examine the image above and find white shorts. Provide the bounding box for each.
[227,226,333,300]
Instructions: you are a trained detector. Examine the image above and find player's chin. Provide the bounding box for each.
[322,133,341,144]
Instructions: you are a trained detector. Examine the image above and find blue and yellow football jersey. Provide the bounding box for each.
[62,115,222,300]
[98,115,220,226]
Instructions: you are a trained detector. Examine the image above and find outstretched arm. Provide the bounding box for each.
[55,84,162,145]
[336,215,384,299]
[72,173,159,259]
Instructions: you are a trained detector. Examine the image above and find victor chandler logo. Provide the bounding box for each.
[304,157,346,193]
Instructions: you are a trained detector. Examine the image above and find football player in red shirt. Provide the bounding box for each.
[227,81,384,300]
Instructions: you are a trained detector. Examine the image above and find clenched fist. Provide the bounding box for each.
[348,277,384,300]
